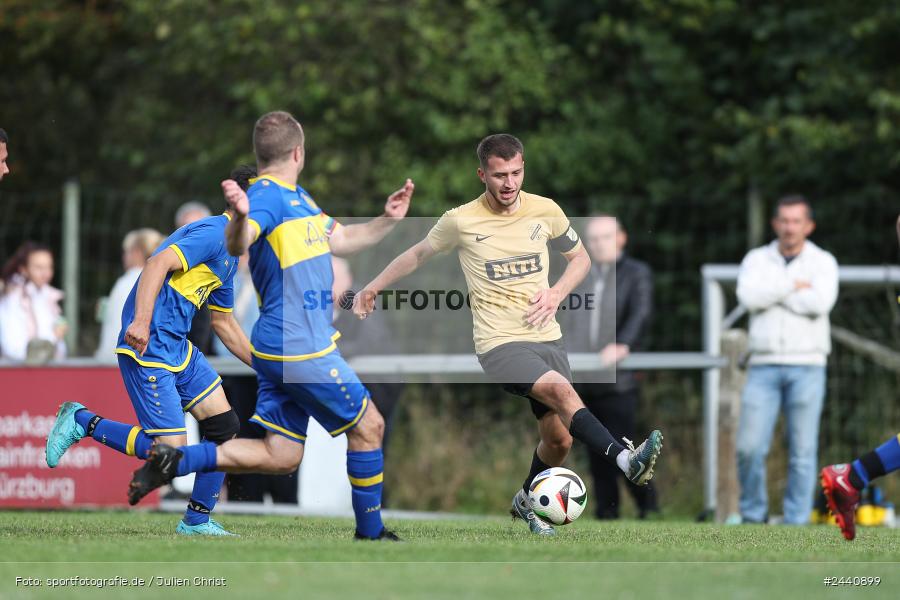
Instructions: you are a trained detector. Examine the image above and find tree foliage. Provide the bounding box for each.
[2,0,898,349]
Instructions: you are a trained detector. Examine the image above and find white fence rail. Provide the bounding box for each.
[701,263,900,520]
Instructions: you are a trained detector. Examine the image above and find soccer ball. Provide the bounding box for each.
[528,467,588,525]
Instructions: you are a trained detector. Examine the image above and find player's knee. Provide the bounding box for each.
[546,431,573,455]
[348,406,384,448]
[362,406,385,438]
[199,409,240,444]
[369,409,385,440]
[534,381,579,411]
[264,435,303,473]
[267,443,303,475]
[272,455,301,474]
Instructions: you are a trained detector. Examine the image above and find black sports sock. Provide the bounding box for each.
[522,449,551,494]
[850,450,886,490]
[569,408,626,466]
[848,466,866,491]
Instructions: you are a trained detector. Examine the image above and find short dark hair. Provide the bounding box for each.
[253,111,304,167]
[230,164,258,192]
[0,128,7,144]
[774,194,814,220]
[476,134,524,168]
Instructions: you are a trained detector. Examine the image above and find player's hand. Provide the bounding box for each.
[794,279,811,291]
[384,179,414,220]
[221,179,250,217]
[124,320,151,356]
[352,289,378,320]
[525,288,563,328]
[600,343,630,367]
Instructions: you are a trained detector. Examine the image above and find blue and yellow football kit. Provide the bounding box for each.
[115,213,238,436]
[243,174,370,443]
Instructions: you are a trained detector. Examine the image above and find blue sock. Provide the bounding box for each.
[347,449,385,538]
[851,434,900,489]
[74,409,153,459]
[183,471,226,526]
[175,441,218,476]
[875,435,900,474]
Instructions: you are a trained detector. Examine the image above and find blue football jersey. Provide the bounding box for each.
[115,213,239,370]
[245,174,340,361]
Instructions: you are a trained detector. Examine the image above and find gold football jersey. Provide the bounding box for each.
[427,191,582,354]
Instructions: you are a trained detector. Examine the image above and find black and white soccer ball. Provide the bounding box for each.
[528,467,588,525]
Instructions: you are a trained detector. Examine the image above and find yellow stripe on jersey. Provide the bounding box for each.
[169,244,189,272]
[249,174,297,191]
[250,331,341,362]
[167,263,222,308]
[248,218,262,243]
[208,304,232,313]
[251,341,336,362]
[114,342,194,372]
[265,216,331,269]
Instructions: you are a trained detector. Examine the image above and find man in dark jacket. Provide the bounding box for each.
[331,257,405,457]
[565,215,658,519]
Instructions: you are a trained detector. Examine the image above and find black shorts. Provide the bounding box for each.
[476,338,573,419]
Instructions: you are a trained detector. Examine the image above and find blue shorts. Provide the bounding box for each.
[117,349,222,437]
[250,350,370,444]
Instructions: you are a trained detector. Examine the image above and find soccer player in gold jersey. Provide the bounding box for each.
[354,134,663,535]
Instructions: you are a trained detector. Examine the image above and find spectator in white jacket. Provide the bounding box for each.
[735,195,839,525]
[94,228,164,361]
[0,242,67,362]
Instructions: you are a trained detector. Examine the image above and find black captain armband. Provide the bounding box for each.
[549,226,581,254]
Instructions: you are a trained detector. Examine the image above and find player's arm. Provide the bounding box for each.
[781,253,839,317]
[222,179,253,256]
[736,251,794,311]
[352,237,437,319]
[329,179,414,257]
[210,310,253,367]
[526,245,591,328]
[123,247,183,355]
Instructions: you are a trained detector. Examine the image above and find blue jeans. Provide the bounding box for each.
[736,364,826,524]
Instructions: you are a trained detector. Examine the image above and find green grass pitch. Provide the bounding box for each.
[0,510,897,599]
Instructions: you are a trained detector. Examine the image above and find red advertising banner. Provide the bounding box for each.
[0,366,159,508]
